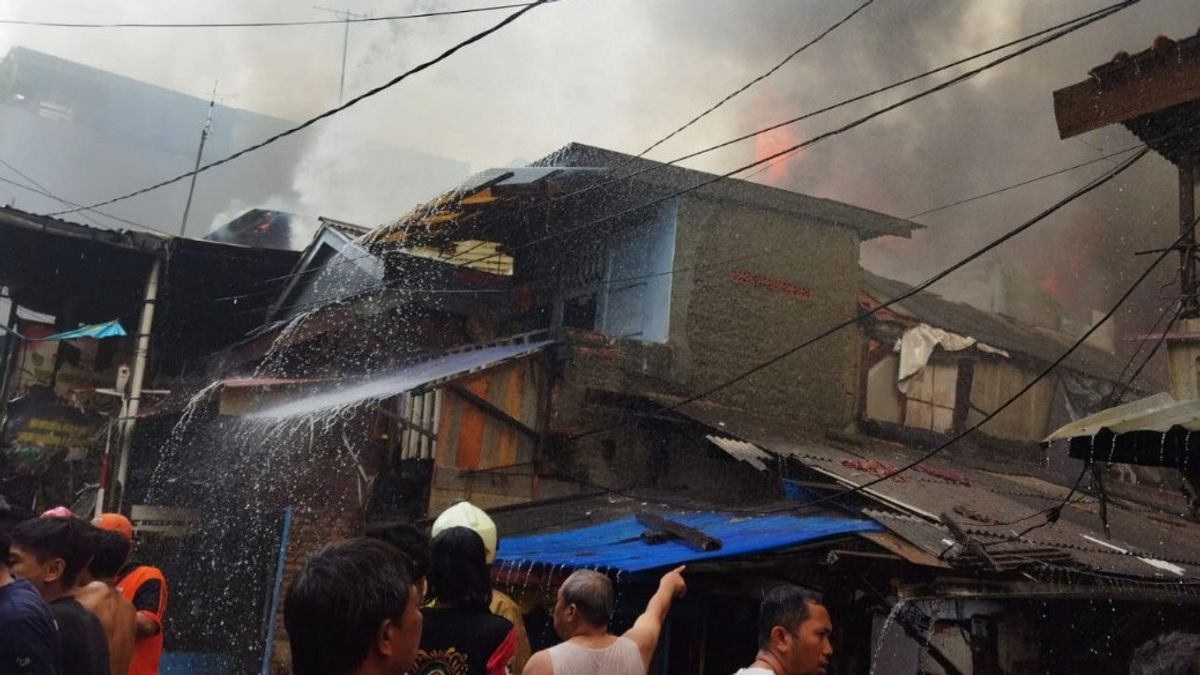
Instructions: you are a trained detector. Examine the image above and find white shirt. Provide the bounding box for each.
[733,669,775,675]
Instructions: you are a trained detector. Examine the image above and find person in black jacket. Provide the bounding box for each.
[413,527,515,675]
[0,499,61,675]
[10,516,110,675]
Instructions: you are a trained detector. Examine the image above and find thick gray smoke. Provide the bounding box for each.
[1,0,1198,354]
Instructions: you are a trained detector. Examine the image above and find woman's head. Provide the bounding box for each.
[427,526,492,611]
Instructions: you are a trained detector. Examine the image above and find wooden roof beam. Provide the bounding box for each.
[1053,47,1200,139]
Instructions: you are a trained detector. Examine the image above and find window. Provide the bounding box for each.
[557,199,678,342]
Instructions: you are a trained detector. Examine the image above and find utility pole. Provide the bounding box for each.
[314,6,368,104]
[179,81,217,237]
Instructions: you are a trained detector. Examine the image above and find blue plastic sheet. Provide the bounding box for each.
[495,511,882,573]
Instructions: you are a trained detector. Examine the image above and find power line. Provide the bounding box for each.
[568,145,1151,445]
[0,3,542,28]
[210,0,1137,322]
[639,0,877,159]
[777,201,1195,516]
[492,1,1139,275]
[42,0,551,217]
[157,0,1140,306]
[0,167,168,235]
[445,0,1110,266]
[446,0,878,265]
[906,144,1144,220]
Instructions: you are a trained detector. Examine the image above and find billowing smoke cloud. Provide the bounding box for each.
[1,0,1198,359]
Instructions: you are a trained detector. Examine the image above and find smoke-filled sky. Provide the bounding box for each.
[2,0,1199,346]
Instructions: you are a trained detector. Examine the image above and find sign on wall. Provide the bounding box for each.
[130,505,198,537]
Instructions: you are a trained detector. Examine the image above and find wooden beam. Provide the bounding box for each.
[1053,49,1200,139]
[448,383,539,440]
[377,406,438,439]
[635,511,722,552]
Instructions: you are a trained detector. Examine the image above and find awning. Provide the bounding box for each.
[248,338,553,419]
[38,320,127,340]
[1043,392,1200,468]
[494,510,882,573]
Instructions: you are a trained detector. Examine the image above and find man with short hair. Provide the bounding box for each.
[522,565,686,675]
[1130,632,1200,674]
[0,501,61,674]
[735,585,832,675]
[76,528,137,675]
[95,512,166,675]
[365,521,430,601]
[10,516,111,675]
[284,538,423,675]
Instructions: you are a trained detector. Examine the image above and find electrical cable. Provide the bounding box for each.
[154,0,1140,306]
[566,145,1151,444]
[977,297,1187,548]
[643,0,878,159]
[0,3,544,28]
[0,171,167,235]
[42,0,551,217]
[454,0,1141,274]
[775,209,1198,515]
[445,0,878,265]
[253,0,1138,318]
[445,0,1129,265]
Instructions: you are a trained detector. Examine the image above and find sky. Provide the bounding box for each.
[2,0,1199,346]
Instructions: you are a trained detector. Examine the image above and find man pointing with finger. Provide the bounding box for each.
[522,565,686,675]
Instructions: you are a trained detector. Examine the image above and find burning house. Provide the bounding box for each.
[95,133,1200,672]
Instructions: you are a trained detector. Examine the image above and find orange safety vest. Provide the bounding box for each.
[115,565,167,675]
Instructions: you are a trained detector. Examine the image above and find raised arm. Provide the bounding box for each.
[622,566,686,667]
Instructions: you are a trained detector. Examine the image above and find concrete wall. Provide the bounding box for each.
[667,196,862,431]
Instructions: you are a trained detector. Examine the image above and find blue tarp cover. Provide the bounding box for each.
[495,511,882,573]
[37,320,126,341]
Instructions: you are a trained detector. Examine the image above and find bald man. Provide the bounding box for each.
[522,566,685,675]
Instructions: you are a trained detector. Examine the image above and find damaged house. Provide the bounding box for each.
[128,142,1200,674]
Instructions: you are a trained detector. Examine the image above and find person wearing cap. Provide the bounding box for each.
[431,502,531,673]
[96,513,167,675]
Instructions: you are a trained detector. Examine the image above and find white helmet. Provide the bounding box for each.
[432,501,498,564]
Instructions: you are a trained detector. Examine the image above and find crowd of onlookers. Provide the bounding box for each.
[286,501,834,675]
[6,494,1199,675]
[0,500,166,675]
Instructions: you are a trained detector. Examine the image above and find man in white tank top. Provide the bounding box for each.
[521,565,686,675]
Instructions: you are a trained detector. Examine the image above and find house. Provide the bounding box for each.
[129,140,1200,673]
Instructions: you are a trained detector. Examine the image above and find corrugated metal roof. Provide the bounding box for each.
[862,269,1131,383]
[1045,392,1200,439]
[707,434,771,471]
[643,394,1200,581]
[247,338,552,419]
[495,510,882,573]
[533,143,917,241]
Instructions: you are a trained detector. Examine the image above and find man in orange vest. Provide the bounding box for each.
[95,514,167,675]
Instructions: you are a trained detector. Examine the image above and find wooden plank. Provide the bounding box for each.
[859,531,952,569]
[450,382,540,440]
[1053,51,1200,139]
[636,512,722,552]
[455,378,490,469]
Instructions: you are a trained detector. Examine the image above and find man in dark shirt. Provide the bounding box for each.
[0,500,60,675]
[10,516,110,675]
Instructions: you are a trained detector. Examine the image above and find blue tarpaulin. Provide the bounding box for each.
[495,511,882,573]
[35,320,127,341]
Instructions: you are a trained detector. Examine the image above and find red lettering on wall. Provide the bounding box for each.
[730,269,813,300]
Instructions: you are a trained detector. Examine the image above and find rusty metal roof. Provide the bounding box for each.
[646,395,1200,581]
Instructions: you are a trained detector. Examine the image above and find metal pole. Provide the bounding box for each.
[339,16,350,104]
[260,505,294,675]
[180,89,216,237]
[0,286,16,419]
[1181,156,1197,317]
[115,258,161,511]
